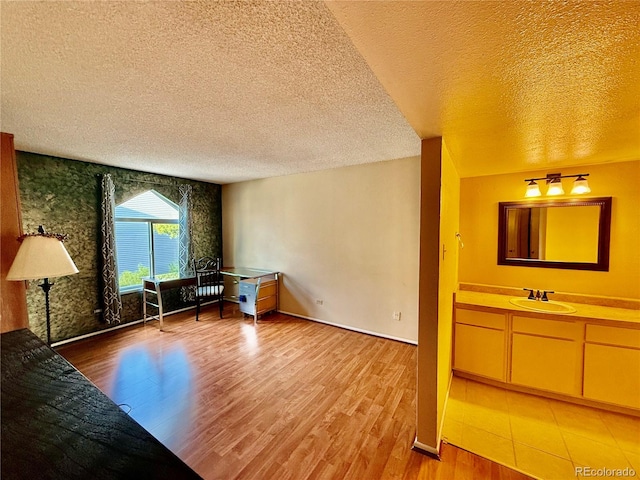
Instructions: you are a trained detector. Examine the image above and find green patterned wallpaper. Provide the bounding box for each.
[16,151,222,343]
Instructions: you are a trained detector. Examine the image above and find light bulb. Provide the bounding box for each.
[546,178,564,196]
[525,180,541,197]
[571,176,591,194]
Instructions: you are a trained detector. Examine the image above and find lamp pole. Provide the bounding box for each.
[39,277,53,345]
[37,226,54,345]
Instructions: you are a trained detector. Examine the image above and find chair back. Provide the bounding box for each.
[193,257,222,298]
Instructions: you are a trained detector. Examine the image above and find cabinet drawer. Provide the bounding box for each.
[258,281,277,298]
[256,296,276,314]
[455,308,506,330]
[585,324,640,349]
[512,315,581,340]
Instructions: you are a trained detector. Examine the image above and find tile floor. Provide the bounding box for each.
[442,376,640,479]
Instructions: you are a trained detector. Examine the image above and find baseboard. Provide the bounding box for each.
[54,304,416,348]
[51,301,217,348]
[52,318,145,347]
[455,370,640,418]
[412,439,440,460]
[277,310,417,345]
[413,374,452,461]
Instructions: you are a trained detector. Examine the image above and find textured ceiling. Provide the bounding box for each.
[2,2,639,184]
[0,1,419,184]
[327,0,640,177]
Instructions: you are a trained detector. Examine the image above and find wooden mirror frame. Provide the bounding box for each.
[497,197,612,271]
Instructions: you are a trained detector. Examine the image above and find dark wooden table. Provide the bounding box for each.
[1,328,202,479]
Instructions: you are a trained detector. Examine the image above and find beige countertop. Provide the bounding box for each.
[455,290,640,325]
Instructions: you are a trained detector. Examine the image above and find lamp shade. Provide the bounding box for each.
[525,180,541,197]
[6,235,79,281]
[546,178,565,196]
[571,176,591,195]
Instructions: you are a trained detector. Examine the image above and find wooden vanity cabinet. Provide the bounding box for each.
[583,324,640,409]
[510,316,582,396]
[453,299,640,413]
[453,308,507,381]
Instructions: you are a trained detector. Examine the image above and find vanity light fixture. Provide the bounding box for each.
[523,173,590,197]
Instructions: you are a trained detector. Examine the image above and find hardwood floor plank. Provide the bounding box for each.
[57,306,531,479]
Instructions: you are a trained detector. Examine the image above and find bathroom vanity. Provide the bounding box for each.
[453,288,640,413]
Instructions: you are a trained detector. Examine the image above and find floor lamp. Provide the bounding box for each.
[6,226,79,345]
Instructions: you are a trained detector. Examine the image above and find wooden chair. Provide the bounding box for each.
[193,257,224,320]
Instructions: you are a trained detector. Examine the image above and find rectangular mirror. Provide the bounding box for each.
[498,197,611,271]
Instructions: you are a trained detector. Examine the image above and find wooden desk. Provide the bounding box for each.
[222,268,279,323]
[0,329,201,480]
[221,267,279,303]
[142,276,195,330]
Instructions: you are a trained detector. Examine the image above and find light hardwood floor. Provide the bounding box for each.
[57,306,531,479]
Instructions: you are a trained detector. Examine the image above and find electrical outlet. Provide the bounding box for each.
[316,299,323,305]
[393,311,401,321]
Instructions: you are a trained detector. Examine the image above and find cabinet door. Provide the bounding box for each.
[454,324,505,381]
[583,343,640,409]
[511,333,580,395]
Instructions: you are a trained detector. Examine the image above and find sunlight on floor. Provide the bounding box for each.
[106,344,195,448]
[443,376,640,480]
[241,323,259,352]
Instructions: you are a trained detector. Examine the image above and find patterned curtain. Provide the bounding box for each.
[179,184,195,302]
[101,174,122,324]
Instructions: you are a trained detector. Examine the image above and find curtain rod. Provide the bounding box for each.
[96,173,189,187]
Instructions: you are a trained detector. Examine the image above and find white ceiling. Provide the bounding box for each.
[1,1,419,184]
[2,1,638,184]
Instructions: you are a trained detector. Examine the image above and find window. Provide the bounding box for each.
[115,190,180,292]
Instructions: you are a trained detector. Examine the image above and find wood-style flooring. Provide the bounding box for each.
[57,306,531,480]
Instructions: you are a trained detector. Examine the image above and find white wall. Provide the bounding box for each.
[222,156,420,342]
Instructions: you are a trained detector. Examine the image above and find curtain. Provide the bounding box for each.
[179,184,195,302]
[101,174,122,324]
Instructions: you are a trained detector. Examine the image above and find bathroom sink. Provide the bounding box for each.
[509,298,577,314]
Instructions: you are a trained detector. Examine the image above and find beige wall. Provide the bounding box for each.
[459,160,640,299]
[222,156,420,342]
